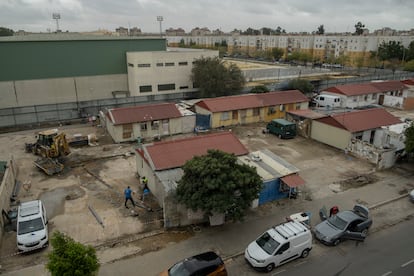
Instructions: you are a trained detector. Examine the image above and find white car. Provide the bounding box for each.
[245,220,312,272]
[16,200,49,252]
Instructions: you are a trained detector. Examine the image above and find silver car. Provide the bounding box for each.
[313,204,372,246]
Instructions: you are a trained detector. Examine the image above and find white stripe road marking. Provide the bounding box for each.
[381,271,392,276]
[294,260,308,267]
[401,258,414,267]
[272,269,286,275]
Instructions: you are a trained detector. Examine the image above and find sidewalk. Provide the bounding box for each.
[3,177,413,276]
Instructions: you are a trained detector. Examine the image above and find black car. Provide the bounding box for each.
[313,204,373,246]
[161,251,228,276]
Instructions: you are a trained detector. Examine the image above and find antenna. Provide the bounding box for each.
[52,13,61,32]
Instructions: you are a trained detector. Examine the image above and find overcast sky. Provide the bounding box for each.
[1,0,413,34]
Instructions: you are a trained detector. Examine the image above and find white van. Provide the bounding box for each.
[245,221,312,272]
[16,200,48,252]
[313,94,341,108]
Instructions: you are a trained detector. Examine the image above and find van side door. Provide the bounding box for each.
[275,242,298,265]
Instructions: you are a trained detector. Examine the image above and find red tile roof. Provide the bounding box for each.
[402,79,414,86]
[196,90,308,112]
[324,83,382,96]
[324,81,407,96]
[316,108,401,132]
[108,103,182,125]
[370,80,407,91]
[143,132,249,170]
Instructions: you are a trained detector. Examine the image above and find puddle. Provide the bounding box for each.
[39,186,85,219]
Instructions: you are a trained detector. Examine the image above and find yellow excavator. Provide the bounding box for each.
[25,129,71,175]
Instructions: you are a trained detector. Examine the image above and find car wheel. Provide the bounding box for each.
[333,239,340,246]
[361,228,369,235]
[301,249,310,258]
[265,263,275,272]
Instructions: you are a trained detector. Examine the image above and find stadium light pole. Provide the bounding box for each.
[157,16,163,37]
[52,13,61,32]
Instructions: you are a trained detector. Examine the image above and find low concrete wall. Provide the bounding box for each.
[0,157,18,248]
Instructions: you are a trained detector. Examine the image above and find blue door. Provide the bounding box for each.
[258,179,288,205]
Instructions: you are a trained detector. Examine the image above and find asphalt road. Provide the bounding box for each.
[227,217,414,276]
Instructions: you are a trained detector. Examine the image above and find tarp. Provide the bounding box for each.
[281,174,305,188]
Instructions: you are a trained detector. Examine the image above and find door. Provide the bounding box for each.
[275,242,298,265]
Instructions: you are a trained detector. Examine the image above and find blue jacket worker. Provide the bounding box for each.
[124,186,135,208]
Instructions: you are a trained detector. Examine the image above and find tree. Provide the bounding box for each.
[404,60,414,71]
[0,27,14,36]
[271,48,284,61]
[250,85,269,93]
[354,21,365,35]
[405,123,414,154]
[377,41,404,61]
[47,231,100,276]
[316,25,325,35]
[176,149,262,222]
[405,41,414,61]
[287,79,314,95]
[191,57,245,98]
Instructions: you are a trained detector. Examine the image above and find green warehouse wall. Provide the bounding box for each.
[0,38,166,81]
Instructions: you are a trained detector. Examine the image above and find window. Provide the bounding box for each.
[179,86,189,89]
[140,123,147,131]
[151,120,159,130]
[128,63,134,67]
[296,103,301,109]
[122,124,133,139]
[178,61,188,66]
[232,110,238,120]
[252,108,260,116]
[220,112,230,121]
[137,63,151,68]
[165,62,174,66]
[156,63,163,67]
[139,85,152,93]
[276,242,290,255]
[364,95,368,101]
[158,83,176,91]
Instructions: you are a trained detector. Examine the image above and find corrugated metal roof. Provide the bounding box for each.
[108,103,182,125]
[287,109,326,119]
[318,108,401,132]
[196,90,308,112]
[238,149,299,181]
[143,132,249,170]
[281,174,306,187]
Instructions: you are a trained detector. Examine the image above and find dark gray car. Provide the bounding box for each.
[313,204,372,246]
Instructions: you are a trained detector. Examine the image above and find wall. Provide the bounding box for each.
[311,121,351,150]
[383,95,404,109]
[0,74,128,109]
[347,138,397,169]
[126,49,218,97]
[0,158,18,247]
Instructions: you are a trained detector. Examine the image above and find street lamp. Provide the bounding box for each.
[156,16,163,37]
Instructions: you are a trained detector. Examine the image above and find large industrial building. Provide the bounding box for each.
[0,35,218,128]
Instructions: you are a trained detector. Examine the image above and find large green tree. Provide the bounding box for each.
[47,231,100,276]
[405,123,414,154]
[316,25,325,35]
[192,57,245,98]
[0,27,14,36]
[354,21,365,35]
[287,79,314,95]
[377,41,404,61]
[176,149,262,222]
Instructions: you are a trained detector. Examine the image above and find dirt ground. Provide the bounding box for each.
[0,109,412,272]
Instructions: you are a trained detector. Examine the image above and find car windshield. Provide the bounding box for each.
[327,215,348,230]
[18,218,44,235]
[168,261,190,276]
[256,232,280,255]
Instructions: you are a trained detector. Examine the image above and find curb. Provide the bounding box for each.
[368,193,409,209]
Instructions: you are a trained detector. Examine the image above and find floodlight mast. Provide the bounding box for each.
[52,13,61,32]
[156,16,163,37]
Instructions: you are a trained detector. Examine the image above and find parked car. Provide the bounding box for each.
[160,251,227,276]
[245,220,312,272]
[409,189,414,203]
[313,204,372,246]
[16,200,49,252]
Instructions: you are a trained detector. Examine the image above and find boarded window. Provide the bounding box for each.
[123,124,133,139]
[221,112,230,121]
[252,108,260,116]
[158,84,176,91]
[139,85,152,93]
